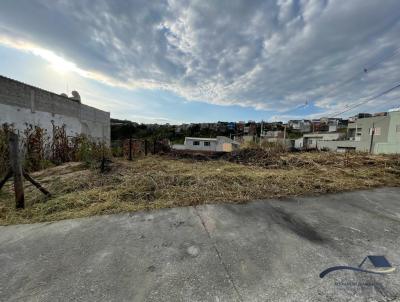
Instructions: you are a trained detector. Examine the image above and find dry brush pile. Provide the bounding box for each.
[225,147,400,171]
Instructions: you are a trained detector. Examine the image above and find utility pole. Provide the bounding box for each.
[369,122,375,154]
[0,133,51,209]
[283,125,287,140]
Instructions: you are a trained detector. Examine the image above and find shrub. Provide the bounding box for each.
[0,125,11,176]
[260,140,287,153]
[0,123,111,173]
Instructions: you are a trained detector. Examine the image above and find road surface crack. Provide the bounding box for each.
[194,206,243,302]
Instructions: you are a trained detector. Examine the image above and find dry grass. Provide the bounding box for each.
[1,152,400,225]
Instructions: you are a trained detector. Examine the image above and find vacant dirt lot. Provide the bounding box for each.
[1,151,400,225]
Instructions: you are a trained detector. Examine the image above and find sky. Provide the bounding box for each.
[0,0,400,124]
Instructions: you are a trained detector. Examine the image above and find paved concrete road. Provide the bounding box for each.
[1,188,400,302]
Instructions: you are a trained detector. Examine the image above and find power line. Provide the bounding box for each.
[364,45,400,73]
[284,47,400,117]
[323,46,400,99]
[329,81,400,117]
[309,46,400,118]
[284,46,400,116]
[329,81,400,118]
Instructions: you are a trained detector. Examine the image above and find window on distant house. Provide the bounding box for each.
[193,141,200,146]
[396,125,400,132]
[204,141,210,146]
[369,127,381,136]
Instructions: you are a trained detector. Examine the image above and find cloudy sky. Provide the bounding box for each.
[1,0,400,123]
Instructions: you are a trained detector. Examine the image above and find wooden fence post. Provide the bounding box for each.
[128,137,133,161]
[9,133,25,209]
[23,171,51,197]
[144,140,148,156]
[1,132,51,206]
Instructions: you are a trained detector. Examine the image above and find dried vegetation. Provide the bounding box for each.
[1,150,400,225]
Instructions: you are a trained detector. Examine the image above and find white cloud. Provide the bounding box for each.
[0,0,400,116]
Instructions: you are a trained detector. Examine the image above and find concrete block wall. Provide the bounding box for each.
[0,75,110,145]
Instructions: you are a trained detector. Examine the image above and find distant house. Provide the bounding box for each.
[234,135,256,144]
[236,121,245,134]
[288,119,312,133]
[260,130,288,145]
[294,132,346,150]
[172,136,240,152]
[263,130,285,138]
[318,110,400,154]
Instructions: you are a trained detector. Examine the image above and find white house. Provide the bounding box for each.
[288,119,312,133]
[318,110,400,154]
[294,132,346,149]
[172,136,240,152]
